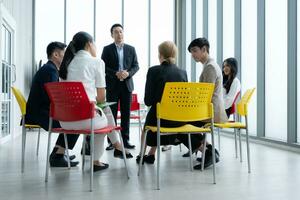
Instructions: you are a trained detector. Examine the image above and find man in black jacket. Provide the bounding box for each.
[101,24,139,149]
[26,42,79,167]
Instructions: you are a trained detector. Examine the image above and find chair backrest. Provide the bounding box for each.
[157,82,215,122]
[44,82,95,122]
[11,87,27,115]
[117,93,140,111]
[130,93,140,111]
[237,88,256,116]
[229,91,241,115]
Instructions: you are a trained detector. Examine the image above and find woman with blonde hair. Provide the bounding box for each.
[137,41,190,164]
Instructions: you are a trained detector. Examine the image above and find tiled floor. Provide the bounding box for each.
[1,126,300,200]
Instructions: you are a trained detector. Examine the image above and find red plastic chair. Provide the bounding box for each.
[117,93,143,138]
[44,82,129,192]
[217,91,241,154]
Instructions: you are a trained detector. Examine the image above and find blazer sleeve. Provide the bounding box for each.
[127,47,139,78]
[201,65,217,83]
[101,46,117,78]
[144,68,155,106]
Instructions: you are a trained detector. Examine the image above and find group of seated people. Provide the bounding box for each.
[25,30,240,172]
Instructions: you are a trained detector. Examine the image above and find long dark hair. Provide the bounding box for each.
[222,57,238,94]
[59,31,94,80]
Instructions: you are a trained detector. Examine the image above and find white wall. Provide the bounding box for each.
[1,0,33,139]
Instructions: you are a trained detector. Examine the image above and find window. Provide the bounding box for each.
[208,0,217,59]
[95,0,122,55]
[223,0,235,59]
[124,0,148,102]
[297,1,300,143]
[35,0,64,64]
[195,0,203,80]
[66,0,93,42]
[265,0,287,141]
[150,0,174,66]
[241,0,257,135]
[185,0,192,81]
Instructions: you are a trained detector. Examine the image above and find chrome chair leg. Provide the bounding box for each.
[119,131,129,179]
[63,134,70,169]
[239,129,242,162]
[201,133,207,171]
[36,128,41,156]
[188,133,193,171]
[21,117,26,173]
[138,130,148,176]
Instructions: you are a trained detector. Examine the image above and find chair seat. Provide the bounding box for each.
[214,122,246,129]
[52,125,121,134]
[146,124,211,133]
[25,124,41,128]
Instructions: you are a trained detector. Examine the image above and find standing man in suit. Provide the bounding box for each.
[26,42,79,167]
[101,24,139,149]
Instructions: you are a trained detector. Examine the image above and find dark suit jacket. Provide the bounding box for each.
[101,43,139,92]
[25,60,60,130]
[144,62,188,126]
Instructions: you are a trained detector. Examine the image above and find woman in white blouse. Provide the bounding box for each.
[222,57,241,117]
[59,31,132,172]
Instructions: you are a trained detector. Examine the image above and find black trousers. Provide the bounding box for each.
[107,82,132,142]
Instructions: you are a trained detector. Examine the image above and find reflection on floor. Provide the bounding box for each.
[0,126,300,200]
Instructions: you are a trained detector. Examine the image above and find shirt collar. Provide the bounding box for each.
[115,43,124,48]
[76,50,92,57]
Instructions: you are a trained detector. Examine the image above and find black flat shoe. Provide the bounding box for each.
[194,150,219,170]
[136,155,155,164]
[50,156,79,167]
[143,155,155,164]
[114,149,133,159]
[94,163,109,172]
[182,151,190,157]
[196,146,220,162]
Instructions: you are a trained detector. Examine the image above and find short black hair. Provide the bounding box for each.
[110,23,123,34]
[188,37,210,53]
[46,41,67,59]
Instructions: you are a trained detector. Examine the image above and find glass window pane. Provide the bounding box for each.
[124,0,148,102]
[297,1,300,143]
[195,0,203,79]
[223,0,235,59]
[241,0,257,135]
[265,0,287,141]
[66,0,93,42]
[185,0,192,81]
[208,0,217,59]
[35,0,64,64]
[95,0,122,55]
[150,0,174,66]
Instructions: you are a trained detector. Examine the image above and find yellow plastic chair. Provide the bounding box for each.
[214,88,255,173]
[11,87,41,173]
[138,82,216,189]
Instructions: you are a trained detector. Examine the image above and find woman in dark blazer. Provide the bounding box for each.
[137,41,194,164]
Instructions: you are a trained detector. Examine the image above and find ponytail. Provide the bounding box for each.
[59,31,94,80]
[59,41,75,80]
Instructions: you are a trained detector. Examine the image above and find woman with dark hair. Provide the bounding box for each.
[59,31,132,172]
[222,57,241,117]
